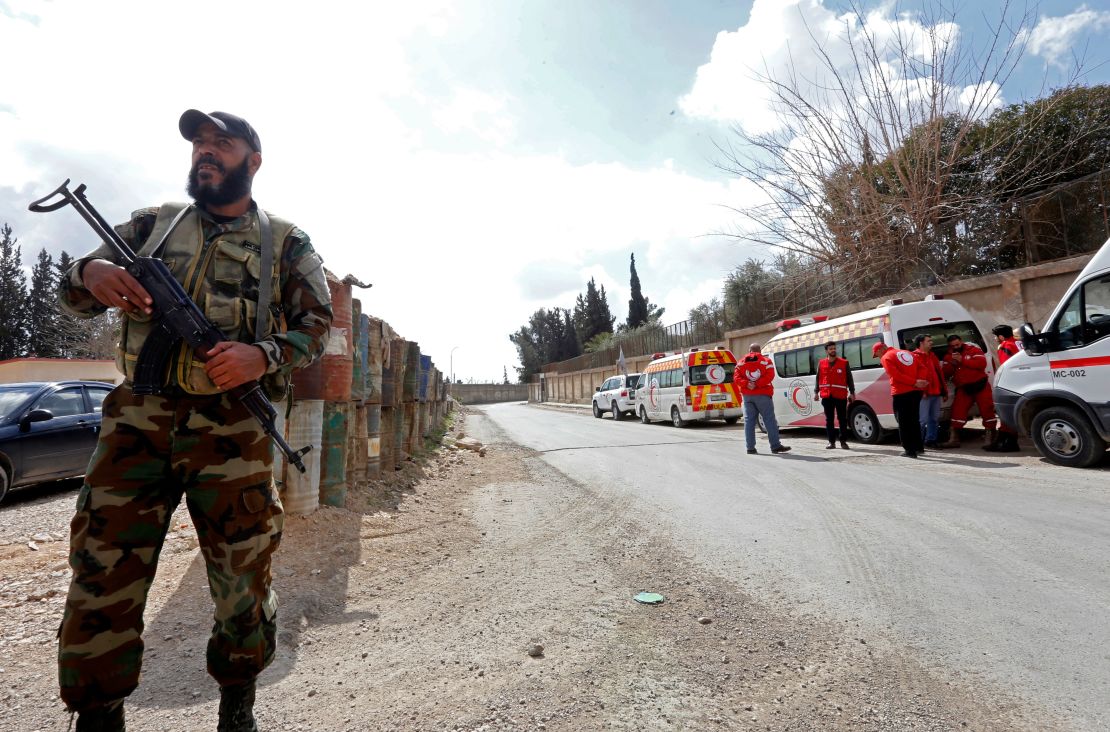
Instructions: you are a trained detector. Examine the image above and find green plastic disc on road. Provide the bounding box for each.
[634,592,665,605]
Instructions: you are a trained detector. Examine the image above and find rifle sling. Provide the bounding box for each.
[256,207,274,342]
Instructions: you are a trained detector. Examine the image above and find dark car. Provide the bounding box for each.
[0,381,115,505]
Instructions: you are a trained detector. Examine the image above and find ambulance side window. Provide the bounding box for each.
[842,339,862,369]
[860,336,883,368]
[1084,276,1110,343]
[1054,289,1084,349]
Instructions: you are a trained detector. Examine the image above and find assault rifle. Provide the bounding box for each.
[29,179,311,473]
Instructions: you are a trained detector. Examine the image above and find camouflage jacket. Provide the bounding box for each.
[58,202,332,393]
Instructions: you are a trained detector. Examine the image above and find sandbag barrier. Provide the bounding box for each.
[271,269,453,515]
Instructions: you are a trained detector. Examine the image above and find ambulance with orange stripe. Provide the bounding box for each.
[637,348,742,427]
[762,297,991,443]
[996,238,1110,467]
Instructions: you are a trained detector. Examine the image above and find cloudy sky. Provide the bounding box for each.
[2,0,1108,381]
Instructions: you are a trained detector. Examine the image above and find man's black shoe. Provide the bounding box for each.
[826,443,836,449]
[840,440,850,449]
[923,440,940,449]
[75,701,125,732]
[746,448,757,454]
[218,681,258,732]
[900,451,918,458]
[771,445,791,454]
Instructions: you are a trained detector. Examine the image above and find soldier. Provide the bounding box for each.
[56,110,333,732]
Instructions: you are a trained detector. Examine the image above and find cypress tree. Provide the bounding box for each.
[626,254,649,329]
[0,224,29,360]
[27,248,59,357]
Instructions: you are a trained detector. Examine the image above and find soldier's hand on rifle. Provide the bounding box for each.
[83,259,154,315]
[205,342,268,391]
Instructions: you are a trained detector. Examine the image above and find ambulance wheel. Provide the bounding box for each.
[1031,406,1107,468]
[849,404,882,444]
[639,406,651,424]
[724,417,739,425]
[671,406,687,428]
[612,404,624,421]
[592,402,602,419]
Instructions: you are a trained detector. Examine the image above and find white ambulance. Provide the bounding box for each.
[994,239,1110,468]
[761,297,991,443]
[637,348,742,427]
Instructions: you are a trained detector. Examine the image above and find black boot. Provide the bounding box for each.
[75,701,125,732]
[218,681,258,732]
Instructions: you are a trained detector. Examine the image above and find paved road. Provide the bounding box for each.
[476,402,1110,729]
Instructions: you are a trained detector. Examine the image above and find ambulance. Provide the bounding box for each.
[761,297,991,442]
[637,348,742,427]
[994,239,1110,468]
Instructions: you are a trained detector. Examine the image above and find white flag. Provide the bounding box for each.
[617,346,628,375]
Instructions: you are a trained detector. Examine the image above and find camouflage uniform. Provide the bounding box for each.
[56,204,332,712]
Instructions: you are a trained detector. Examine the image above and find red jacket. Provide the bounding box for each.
[997,337,1019,365]
[815,356,853,399]
[914,349,946,397]
[881,348,925,395]
[942,342,988,386]
[734,353,775,397]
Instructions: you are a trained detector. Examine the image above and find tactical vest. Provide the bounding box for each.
[115,203,296,398]
[817,357,849,398]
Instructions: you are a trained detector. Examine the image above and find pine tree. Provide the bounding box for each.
[626,254,649,329]
[26,248,59,357]
[0,224,29,360]
[572,278,616,344]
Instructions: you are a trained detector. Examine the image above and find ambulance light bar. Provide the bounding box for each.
[924,294,945,300]
[777,315,829,332]
[887,298,904,305]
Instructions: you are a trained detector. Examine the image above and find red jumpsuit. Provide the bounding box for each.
[942,343,996,430]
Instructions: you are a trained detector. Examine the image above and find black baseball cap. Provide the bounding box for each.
[179,109,262,152]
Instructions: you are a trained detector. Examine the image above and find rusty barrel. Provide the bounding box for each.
[402,341,420,402]
[364,315,382,405]
[282,399,323,515]
[351,299,365,403]
[366,404,381,479]
[319,401,349,507]
[352,403,368,483]
[379,406,393,473]
[291,271,353,401]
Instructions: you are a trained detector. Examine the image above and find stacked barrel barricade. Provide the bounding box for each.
[269,269,452,515]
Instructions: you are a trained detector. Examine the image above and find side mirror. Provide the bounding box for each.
[20,408,54,431]
[595,386,601,392]
[1018,323,1046,356]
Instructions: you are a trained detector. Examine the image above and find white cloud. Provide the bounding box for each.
[1022,5,1110,70]
[679,0,1002,136]
[1,0,760,382]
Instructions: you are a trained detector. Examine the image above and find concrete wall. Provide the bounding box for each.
[451,383,529,405]
[0,358,123,385]
[534,254,1092,405]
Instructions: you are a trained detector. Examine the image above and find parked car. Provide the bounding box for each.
[592,373,643,420]
[0,381,115,505]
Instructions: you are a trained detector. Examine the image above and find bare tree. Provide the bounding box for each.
[715,1,1091,296]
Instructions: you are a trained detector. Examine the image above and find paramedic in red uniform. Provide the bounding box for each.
[913,334,947,449]
[940,334,997,449]
[874,341,929,458]
[985,324,1021,452]
[813,341,855,449]
[734,343,791,455]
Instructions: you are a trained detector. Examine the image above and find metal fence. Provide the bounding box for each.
[544,319,726,374]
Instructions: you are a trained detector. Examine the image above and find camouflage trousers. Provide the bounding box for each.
[58,385,284,712]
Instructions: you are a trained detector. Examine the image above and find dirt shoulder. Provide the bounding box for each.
[0,407,1065,731]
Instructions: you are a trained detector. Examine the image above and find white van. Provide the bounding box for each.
[762,297,992,443]
[995,239,1110,467]
[638,348,742,427]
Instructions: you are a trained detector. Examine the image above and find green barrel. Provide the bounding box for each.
[320,401,349,507]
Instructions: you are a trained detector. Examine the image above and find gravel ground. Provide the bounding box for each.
[0,408,1063,731]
